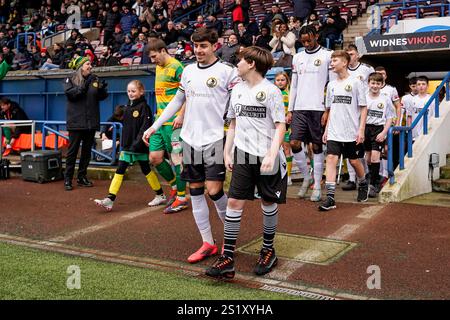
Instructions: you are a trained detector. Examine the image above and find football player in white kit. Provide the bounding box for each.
[143,28,240,264]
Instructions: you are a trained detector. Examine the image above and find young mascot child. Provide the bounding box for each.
[364,72,395,197]
[94,80,164,211]
[275,71,293,185]
[319,50,369,211]
[206,46,287,279]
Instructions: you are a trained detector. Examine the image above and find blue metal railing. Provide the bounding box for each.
[15,32,37,49]
[371,0,450,34]
[39,121,123,166]
[387,72,450,184]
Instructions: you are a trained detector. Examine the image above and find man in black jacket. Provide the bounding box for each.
[98,46,120,67]
[103,3,122,46]
[292,0,316,24]
[63,56,108,191]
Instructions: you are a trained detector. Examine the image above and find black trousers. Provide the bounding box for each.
[65,129,96,181]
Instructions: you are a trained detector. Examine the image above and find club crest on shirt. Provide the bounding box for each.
[256,91,266,102]
[358,75,364,81]
[93,81,98,88]
[133,110,139,118]
[314,59,321,66]
[206,77,218,88]
[377,103,384,109]
[345,84,352,92]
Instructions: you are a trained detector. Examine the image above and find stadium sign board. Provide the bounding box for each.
[363,30,450,53]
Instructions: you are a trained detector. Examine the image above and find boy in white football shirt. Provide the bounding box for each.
[341,44,375,191]
[320,50,369,211]
[400,77,418,126]
[364,72,395,197]
[287,25,333,202]
[205,46,286,279]
[406,76,434,140]
[143,28,240,264]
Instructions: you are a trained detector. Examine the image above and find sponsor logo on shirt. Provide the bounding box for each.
[234,104,266,118]
[256,91,266,102]
[332,95,353,104]
[206,77,218,88]
[368,109,384,118]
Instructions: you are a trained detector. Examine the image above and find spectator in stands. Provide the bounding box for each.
[255,26,272,51]
[0,97,30,157]
[269,22,296,64]
[206,14,224,37]
[63,56,108,191]
[65,29,81,49]
[40,43,64,70]
[230,0,245,34]
[0,0,9,24]
[29,45,41,69]
[177,19,194,42]
[110,24,125,52]
[246,17,260,38]
[194,15,206,29]
[120,6,139,35]
[320,6,346,50]
[216,33,240,65]
[292,0,316,24]
[261,4,288,30]
[181,48,196,64]
[236,23,253,47]
[172,3,185,21]
[104,2,122,46]
[152,0,169,19]
[139,4,156,30]
[60,44,76,70]
[118,34,136,58]
[133,0,146,17]
[163,21,180,46]
[98,46,120,67]
[302,11,320,27]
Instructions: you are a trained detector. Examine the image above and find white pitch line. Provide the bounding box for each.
[269,205,385,281]
[357,205,385,219]
[48,206,163,242]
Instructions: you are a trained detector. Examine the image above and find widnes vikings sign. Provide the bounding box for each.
[363,30,450,53]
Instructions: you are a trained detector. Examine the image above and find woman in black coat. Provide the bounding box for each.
[63,56,108,191]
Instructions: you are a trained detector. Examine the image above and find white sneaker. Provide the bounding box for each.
[94,197,114,211]
[297,175,311,198]
[148,194,167,206]
[310,189,322,202]
[287,176,292,186]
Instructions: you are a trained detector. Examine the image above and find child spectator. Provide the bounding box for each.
[94,80,165,211]
[275,71,293,186]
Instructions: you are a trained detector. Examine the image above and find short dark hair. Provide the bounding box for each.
[191,27,218,44]
[148,38,167,53]
[238,46,274,77]
[0,97,11,105]
[299,25,317,37]
[368,72,384,83]
[416,75,429,84]
[346,44,358,52]
[375,66,386,72]
[409,77,418,85]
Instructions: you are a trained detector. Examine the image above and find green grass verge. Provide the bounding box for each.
[0,242,302,300]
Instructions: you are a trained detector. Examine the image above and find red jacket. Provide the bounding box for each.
[232,5,244,23]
